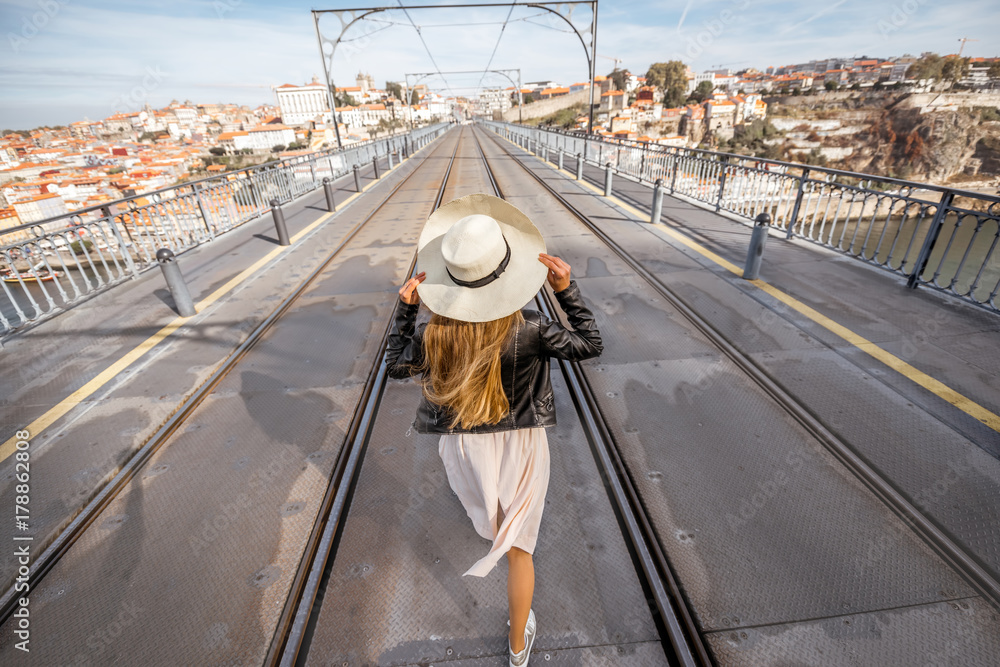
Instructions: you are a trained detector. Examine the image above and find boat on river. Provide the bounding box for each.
[0,267,64,283]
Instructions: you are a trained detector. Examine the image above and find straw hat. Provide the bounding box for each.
[416,193,547,322]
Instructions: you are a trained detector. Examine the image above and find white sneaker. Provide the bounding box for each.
[508,608,536,666]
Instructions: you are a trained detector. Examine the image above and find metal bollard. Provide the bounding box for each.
[323,177,337,212]
[557,149,564,171]
[743,213,772,280]
[156,248,196,317]
[651,179,664,225]
[542,145,548,163]
[270,199,291,246]
[388,150,394,170]
[372,156,380,180]
[353,164,361,192]
[603,162,613,197]
[576,153,584,180]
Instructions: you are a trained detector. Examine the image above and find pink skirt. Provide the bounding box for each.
[438,427,551,577]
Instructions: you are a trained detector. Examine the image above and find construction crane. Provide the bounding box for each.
[598,54,623,70]
[709,61,748,71]
[957,37,978,57]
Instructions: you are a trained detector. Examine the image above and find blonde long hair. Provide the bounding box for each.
[420,311,524,429]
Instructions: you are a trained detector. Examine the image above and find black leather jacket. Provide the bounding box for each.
[385,280,603,434]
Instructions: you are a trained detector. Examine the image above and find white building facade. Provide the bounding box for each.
[276,81,332,126]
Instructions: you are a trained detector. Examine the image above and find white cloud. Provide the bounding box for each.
[0,0,998,128]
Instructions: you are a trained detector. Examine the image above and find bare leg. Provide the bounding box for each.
[497,502,535,653]
[507,546,534,653]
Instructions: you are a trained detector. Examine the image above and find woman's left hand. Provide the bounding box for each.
[399,272,426,305]
[538,253,571,292]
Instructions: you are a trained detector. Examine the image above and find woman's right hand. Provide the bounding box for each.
[399,272,426,305]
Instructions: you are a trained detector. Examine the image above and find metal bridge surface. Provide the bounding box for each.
[0,125,998,666]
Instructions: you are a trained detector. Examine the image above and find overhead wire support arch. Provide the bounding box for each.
[405,68,524,124]
[312,2,598,148]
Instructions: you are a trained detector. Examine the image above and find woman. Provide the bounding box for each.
[386,193,603,666]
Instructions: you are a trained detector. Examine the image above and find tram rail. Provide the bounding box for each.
[5,122,995,665]
[473,123,1000,638]
[272,124,697,665]
[0,128,465,628]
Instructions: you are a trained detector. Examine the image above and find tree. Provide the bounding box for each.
[905,52,970,85]
[271,144,286,152]
[824,80,839,91]
[335,91,357,107]
[209,147,226,156]
[688,80,714,103]
[990,61,1000,80]
[645,61,688,107]
[941,56,970,87]
[608,68,629,92]
[386,81,403,101]
[524,94,534,104]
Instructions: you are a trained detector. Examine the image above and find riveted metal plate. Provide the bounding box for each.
[0,138,459,664]
[304,374,664,665]
[705,597,1000,667]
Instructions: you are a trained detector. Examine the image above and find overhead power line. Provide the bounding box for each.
[475,1,519,94]
[393,0,456,98]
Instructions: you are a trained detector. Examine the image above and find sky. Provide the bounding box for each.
[1,0,998,130]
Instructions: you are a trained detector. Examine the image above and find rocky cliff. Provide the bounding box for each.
[765,92,1000,186]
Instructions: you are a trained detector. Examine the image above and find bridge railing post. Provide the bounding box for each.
[105,206,139,278]
[576,153,584,180]
[373,156,380,180]
[353,164,362,192]
[193,183,216,241]
[716,156,730,212]
[669,151,679,194]
[603,162,613,197]
[786,168,810,238]
[557,149,564,171]
[907,190,955,289]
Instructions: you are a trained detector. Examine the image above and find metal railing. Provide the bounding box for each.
[483,120,1000,313]
[0,123,450,337]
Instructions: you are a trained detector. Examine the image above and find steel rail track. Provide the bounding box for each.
[470,126,710,667]
[0,127,463,627]
[477,124,1000,617]
[271,127,464,667]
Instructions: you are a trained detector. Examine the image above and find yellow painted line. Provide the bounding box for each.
[748,280,1000,431]
[497,130,1000,432]
[1,147,424,461]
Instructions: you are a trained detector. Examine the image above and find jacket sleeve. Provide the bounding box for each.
[385,300,424,379]
[538,280,603,361]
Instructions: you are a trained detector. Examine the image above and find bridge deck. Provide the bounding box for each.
[0,126,998,665]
